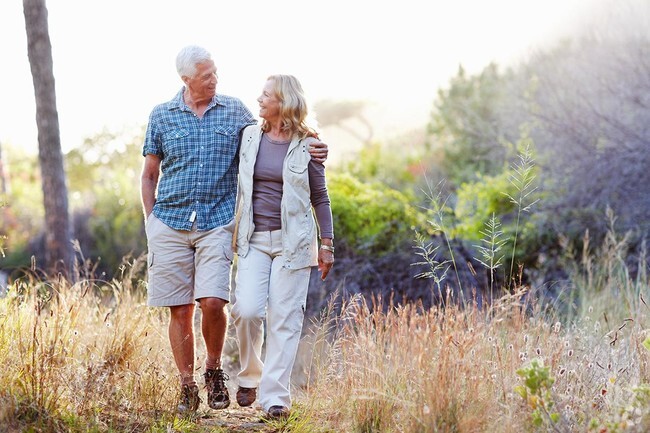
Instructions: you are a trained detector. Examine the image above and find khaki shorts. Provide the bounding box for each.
[145,213,234,307]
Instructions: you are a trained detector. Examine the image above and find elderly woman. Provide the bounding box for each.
[230,74,334,419]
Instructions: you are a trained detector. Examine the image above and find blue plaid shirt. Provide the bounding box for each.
[143,88,256,231]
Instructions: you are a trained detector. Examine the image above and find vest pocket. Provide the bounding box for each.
[288,162,308,173]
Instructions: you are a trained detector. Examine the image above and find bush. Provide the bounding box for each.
[328,172,427,256]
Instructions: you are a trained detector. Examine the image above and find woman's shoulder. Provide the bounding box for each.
[300,135,320,146]
[243,124,260,134]
[241,124,262,141]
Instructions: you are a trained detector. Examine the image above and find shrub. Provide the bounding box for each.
[328,172,427,256]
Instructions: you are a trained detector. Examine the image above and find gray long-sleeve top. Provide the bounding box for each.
[252,133,333,239]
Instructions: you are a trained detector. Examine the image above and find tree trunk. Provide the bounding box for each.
[0,142,7,260]
[0,142,8,195]
[23,0,73,276]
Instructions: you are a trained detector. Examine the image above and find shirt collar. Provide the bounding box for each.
[168,87,225,111]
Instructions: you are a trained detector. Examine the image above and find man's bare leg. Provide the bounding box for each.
[169,304,196,384]
[199,297,228,369]
[169,303,201,412]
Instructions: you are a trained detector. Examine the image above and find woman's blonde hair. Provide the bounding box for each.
[261,74,317,139]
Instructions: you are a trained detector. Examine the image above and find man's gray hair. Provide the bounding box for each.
[176,45,213,78]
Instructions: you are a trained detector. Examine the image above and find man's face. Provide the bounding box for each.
[185,60,218,100]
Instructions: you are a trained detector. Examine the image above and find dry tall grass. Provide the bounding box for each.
[0,231,648,432]
[0,258,181,432]
[298,285,649,432]
[298,290,650,432]
[297,228,650,433]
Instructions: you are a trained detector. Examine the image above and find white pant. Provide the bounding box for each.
[231,230,311,410]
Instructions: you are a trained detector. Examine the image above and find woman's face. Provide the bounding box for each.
[257,79,281,121]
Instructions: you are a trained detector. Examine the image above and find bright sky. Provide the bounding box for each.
[0,0,615,155]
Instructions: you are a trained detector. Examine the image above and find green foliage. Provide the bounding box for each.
[454,170,513,240]
[514,358,560,429]
[328,172,427,256]
[338,136,432,196]
[342,142,416,188]
[453,141,541,284]
[428,63,515,185]
[66,128,146,275]
[454,171,534,278]
[0,147,44,260]
[0,201,6,258]
[0,128,146,276]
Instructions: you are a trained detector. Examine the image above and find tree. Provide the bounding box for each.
[428,64,522,185]
[66,128,147,275]
[313,99,374,145]
[23,0,73,275]
[525,36,650,243]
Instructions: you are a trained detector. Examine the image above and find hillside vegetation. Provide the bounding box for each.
[1,4,649,432]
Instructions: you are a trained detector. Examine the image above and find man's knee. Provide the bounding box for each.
[199,297,228,315]
[170,304,195,323]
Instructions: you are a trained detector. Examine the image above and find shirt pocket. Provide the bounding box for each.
[212,125,239,157]
[162,128,191,157]
[214,125,239,137]
[163,128,190,140]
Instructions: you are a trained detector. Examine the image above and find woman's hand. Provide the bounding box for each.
[318,239,334,280]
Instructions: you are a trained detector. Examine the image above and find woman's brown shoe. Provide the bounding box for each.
[236,386,257,407]
[266,405,290,419]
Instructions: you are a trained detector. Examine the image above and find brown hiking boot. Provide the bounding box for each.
[236,386,257,407]
[177,384,200,414]
[266,405,290,420]
[204,368,230,409]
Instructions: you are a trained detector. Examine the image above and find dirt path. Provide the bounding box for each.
[193,406,277,432]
